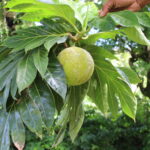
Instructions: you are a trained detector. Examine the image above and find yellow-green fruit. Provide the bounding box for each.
[57,47,94,86]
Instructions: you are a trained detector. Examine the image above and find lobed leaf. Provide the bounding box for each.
[28,80,55,130]
[87,46,137,119]
[18,97,43,138]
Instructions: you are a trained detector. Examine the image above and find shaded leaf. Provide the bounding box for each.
[88,73,109,115]
[17,55,37,93]
[28,80,55,130]
[33,47,48,77]
[18,97,43,138]
[0,112,10,150]
[44,57,67,100]
[68,84,89,142]
[4,26,69,52]
[10,108,25,150]
[10,72,18,100]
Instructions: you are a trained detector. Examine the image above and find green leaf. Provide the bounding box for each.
[44,56,67,100]
[118,67,141,84]
[85,45,117,60]
[17,55,37,93]
[10,108,25,150]
[69,105,84,142]
[0,112,10,150]
[33,47,48,77]
[81,30,120,45]
[109,11,139,27]
[122,27,150,46]
[88,73,109,115]
[4,25,68,52]
[82,27,150,46]
[68,84,88,142]
[136,12,150,28]
[52,126,66,148]
[18,97,43,138]
[89,16,115,31]
[58,0,98,28]
[88,48,137,119]
[28,80,55,130]
[3,80,11,110]
[44,37,63,51]
[6,0,76,27]
[55,83,88,143]
[10,72,18,100]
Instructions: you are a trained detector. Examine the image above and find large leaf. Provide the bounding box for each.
[117,67,141,84]
[68,84,88,142]
[0,112,10,150]
[122,27,150,46]
[28,80,55,130]
[6,0,76,28]
[109,11,139,27]
[17,55,37,93]
[81,30,120,45]
[135,12,150,28]
[0,51,23,109]
[58,0,98,29]
[18,97,43,138]
[44,56,67,100]
[88,73,109,115]
[87,46,137,119]
[89,16,116,31]
[10,108,25,150]
[81,26,150,46]
[33,47,48,77]
[56,83,89,143]
[4,25,69,52]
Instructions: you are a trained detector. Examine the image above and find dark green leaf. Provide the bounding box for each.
[17,55,37,93]
[10,108,25,150]
[44,57,67,100]
[10,72,18,100]
[0,112,10,150]
[33,47,48,77]
[28,80,55,130]
[4,26,68,52]
[18,97,43,138]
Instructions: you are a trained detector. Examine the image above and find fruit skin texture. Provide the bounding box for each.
[57,46,94,86]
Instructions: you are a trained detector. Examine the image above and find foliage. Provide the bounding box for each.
[1,0,150,150]
[11,98,150,150]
